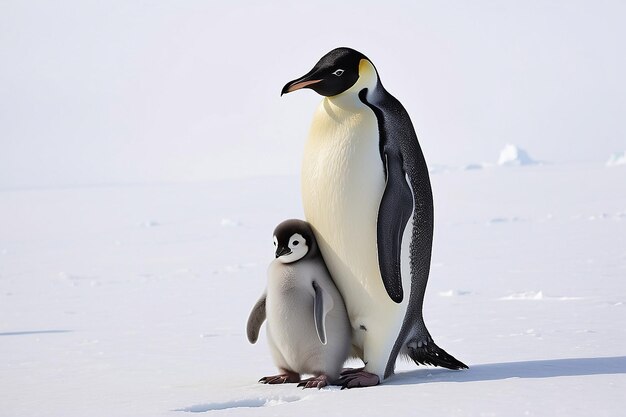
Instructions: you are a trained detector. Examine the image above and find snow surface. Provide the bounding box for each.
[497,144,537,166]
[606,152,626,167]
[2,163,625,417]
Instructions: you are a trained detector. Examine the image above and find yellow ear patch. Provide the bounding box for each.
[358,59,376,80]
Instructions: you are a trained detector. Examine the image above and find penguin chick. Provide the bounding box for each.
[247,219,351,389]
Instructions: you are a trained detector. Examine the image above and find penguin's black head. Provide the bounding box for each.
[281,47,368,97]
[272,219,318,264]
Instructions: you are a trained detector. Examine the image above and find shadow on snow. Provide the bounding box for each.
[388,356,626,385]
[0,330,72,337]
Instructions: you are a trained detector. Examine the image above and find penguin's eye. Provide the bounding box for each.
[293,240,300,246]
[332,69,344,76]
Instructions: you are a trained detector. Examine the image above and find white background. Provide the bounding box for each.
[2,0,625,188]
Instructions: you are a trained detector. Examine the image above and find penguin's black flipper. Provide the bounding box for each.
[376,150,414,304]
[407,339,469,370]
[358,87,413,304]
[312,281,328,345]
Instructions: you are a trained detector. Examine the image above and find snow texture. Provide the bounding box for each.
[463,163,484,171]
[497,144,537,166]
[606,151,626,167]
[2,164,625,417]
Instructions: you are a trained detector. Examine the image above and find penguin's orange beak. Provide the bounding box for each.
[281,79,322,95]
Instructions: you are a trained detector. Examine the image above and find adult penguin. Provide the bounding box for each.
[281,47,467,388]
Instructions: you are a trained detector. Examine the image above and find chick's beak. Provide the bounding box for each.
[275,246,291,258]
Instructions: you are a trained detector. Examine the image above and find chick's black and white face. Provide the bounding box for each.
[274,232,308,264]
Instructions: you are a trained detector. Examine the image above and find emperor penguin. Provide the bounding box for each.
[281,47,467,388]
[247,219,351,389]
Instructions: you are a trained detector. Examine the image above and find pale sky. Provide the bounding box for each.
[1,0,625,187]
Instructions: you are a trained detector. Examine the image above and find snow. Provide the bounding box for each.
[497,144,537,166]
[2,164,625,417]
[606,151,626,167]
[463,163,484,171]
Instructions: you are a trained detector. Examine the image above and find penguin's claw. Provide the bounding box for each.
[259,371,300,384]
[338,370,379,389]
[297,374,329,389]
[406,338,469,370]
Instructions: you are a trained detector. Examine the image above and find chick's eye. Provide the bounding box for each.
[332,69,344,76]
[293,240,299,246]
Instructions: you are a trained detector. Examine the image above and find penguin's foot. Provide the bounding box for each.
[406,337,468,370]
[259,370,300,384]
[340,366,365,375]
[297,374,329,389]
[338,368,379,389]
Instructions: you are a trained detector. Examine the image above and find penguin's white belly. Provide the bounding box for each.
[266,290,317,370]
[302,99,410,345]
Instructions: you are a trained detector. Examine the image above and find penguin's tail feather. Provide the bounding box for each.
[407,339,468,370]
